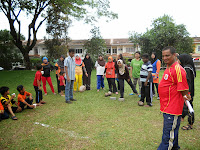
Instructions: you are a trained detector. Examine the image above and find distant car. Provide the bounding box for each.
[0,67,4,71]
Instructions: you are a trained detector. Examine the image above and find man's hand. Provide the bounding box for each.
[11,94,15,99]
[103,75,105,78]
[154,74,158,79]
[127,79,130,82]
[29,105,35,108]
[183,94,191,101]
[0,110,4,114]
[29,96,33,100]
[86,73,88,77]
[67,76,70,82]
[144,81,148,86]
[39,87,42,91]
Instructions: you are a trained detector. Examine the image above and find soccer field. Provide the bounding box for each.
[0,70,200,150]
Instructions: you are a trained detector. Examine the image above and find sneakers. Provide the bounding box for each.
[70,99,77,101]
[157,97,160,100]
[66,100,72,104]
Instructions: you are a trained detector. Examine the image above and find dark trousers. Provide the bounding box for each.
[152,83,159,97]
[34,86,43,103]
[56,74,61,93]
[140,82,153,106]
[107,78,117,93]
[182,98,194,125]
[83,72,91,90]
[0,111,9,121]
[158,113,181,150]
[20,98,33,110]
[118,78,138,98]
[116,78,120,91]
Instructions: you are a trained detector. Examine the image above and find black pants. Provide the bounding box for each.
[83,72,91,90]
[0,111,9,121]
[182,98,194,125]
[20,98,33,110]
[140,82,153,106]
[107,78,117,93]
[34,86,43,103]
[118,78,138,98]
[152,83,159,97]
[56,74,61,93]
[116,79,120,91]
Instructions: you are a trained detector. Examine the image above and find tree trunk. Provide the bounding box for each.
[23,51,31,70]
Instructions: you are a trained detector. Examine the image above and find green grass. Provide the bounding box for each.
[0,70,200,150]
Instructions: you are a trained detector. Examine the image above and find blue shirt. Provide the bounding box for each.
[64,56,75,80]
[140,61,153,82]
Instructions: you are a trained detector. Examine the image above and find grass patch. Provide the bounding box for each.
[0,70,200,150]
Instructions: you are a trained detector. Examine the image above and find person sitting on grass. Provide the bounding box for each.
[104,56,118,95]
[17,85,35,110]
[0,99,9,121]
[0,86,22,120]
[33,64,46,106]
[138,53,153,107]
[59,71,66,96]
[115,59,139,100]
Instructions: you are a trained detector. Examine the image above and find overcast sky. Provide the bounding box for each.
[1,0,200,40]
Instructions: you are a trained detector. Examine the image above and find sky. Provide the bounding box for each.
[0,0,200,40]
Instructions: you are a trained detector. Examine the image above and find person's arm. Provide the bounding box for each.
[130,63,133,78]
[37,79,42,90]
[65,66,70,82]
[95,61,98,68]
[144,71,152,86]
[4,95,15,105]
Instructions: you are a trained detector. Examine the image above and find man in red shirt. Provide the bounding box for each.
[158,46,191,150]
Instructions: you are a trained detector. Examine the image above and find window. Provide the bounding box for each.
[118,48,122,52]
[112,48,117,54]
[75,49,83,54]
[34,48,38,55]
[198,46,200,51]
[126,47,135,53]
[107,48,111,54]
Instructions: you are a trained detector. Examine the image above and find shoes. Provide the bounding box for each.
[66,100,72,104]
[157,97,160,100]
[44,93,47,96]
[138,95,141,98]
[70,99,77,101]
[54,93,56,95]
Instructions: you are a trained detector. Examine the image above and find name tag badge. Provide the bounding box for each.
[164,74,168,80]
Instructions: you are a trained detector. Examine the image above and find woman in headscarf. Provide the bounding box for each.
[104,56,118,94]
[55,55,65,94]
[151,52,161,99]
[41,57,56,95]
[95,55,106,92]
[74,54,88,92]
[115,59,139,99]
[83,54,93,90]
[177,54,196,130]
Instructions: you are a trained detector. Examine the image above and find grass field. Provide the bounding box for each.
[0,70,200,150]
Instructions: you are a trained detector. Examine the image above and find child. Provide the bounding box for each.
[95,55,106,92]
[104,56,118,94]
[33,64,46,105]
[0,86,22,120]
[138,53,153,107]
[115,60,139,99]
[41,57,56,95]
[74,54,88,92]
[17,85,35,110]
[0,99,9,121]
[59,71,66,96]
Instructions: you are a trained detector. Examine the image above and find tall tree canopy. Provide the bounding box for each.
[0,0,118,69]
[84,26,107,61]
[129,15,194,60]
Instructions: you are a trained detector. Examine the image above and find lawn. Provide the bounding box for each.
[0,70,200,150]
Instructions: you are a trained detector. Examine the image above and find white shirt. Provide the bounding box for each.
[95,61,105,75]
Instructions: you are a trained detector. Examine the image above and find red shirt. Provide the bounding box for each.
[17,91,31,105]
[59,76,65,86]
[0,101,4,110]
[33,71,42,86]
[105,62,115,78]
[158,62,189,115]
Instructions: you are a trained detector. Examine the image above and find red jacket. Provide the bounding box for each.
[0,100,4,110]
[105,57,115,78]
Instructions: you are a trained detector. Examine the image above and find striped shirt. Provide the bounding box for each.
[64,56,75,80]
[140,61,153,82]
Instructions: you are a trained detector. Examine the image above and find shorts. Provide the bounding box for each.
[60,85,65,91]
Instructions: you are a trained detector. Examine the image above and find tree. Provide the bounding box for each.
[129,15,194,60]
[0,0,118,69]
[84,26,107,61]
[0,29,24,69]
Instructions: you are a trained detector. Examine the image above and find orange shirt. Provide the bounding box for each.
[17,91,31,105]
[0,100,4,110]
[158,62,189,115]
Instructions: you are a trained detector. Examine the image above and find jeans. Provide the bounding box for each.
[133,77,141,94]
[34,86,43,103]
[97,75,104,89]
[65,80,74,101]
[158,113,181,150]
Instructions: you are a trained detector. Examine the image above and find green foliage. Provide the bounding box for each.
[0,30,23,70]
[84,26,107,61]
[30,57,42,67]
[129,15,194,60]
